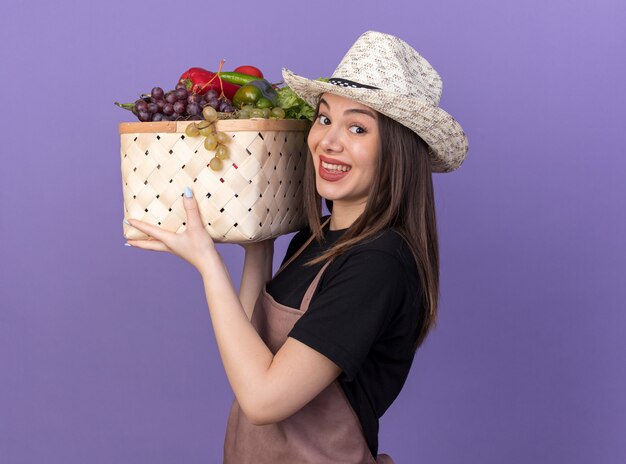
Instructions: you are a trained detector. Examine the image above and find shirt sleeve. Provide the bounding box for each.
[288,249,406,381]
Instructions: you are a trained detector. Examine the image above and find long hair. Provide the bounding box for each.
[302,107,440,349]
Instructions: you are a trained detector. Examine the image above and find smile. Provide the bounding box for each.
[321,161,352,172]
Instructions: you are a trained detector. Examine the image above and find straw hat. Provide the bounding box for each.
[282,30,468,173]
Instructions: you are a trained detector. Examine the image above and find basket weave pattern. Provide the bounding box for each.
[120,120,309,243]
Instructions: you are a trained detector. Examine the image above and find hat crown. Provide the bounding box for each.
[331,31,443,106]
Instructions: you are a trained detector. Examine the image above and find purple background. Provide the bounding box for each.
[1,0,625,462]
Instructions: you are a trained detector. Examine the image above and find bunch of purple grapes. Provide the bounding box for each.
[133,84,235,122]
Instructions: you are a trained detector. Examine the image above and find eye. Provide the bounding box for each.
[317,115,330,125]
[349,125,366,134]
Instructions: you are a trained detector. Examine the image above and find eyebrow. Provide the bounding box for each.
[319,97,377,119]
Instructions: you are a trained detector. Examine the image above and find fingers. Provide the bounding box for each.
[126,218,173,244]
[182,187,203,230]
[126,239,170,252]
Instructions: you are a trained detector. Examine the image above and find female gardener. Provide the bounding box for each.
[126,31,468,463]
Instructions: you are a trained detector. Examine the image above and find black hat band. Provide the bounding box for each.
[329,78,380,90]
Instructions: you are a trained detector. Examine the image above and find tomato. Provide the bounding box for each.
[234,65,264,78]
[232,84,263,108]
[255,97,273,109]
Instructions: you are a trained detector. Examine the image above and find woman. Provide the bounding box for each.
[126,31,468,463]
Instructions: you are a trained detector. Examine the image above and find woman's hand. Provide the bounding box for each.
[125,187,218,273]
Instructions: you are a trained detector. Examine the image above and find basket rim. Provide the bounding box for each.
[119,118,311,134]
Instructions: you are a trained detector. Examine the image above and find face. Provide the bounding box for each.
[307,93,380,211]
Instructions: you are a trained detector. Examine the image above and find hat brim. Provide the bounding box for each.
[282,68,468,173]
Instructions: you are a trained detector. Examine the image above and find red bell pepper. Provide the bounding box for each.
[178,67,240,100]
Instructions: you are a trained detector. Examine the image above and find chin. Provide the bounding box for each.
[315,178,344,202]
[315,180,367,207]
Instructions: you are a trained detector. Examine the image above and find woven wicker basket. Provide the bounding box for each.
[119,119,310,243]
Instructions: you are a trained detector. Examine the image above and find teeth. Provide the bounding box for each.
[322,161,351,172]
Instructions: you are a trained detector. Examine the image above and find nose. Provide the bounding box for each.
[318,124,342,153]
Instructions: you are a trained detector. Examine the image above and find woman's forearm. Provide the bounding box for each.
[199,253,274,418]
[197,249,341,426]
[238,242,274,319]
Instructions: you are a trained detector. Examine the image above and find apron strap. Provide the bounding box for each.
[300,259,333,312]
[273,216,332,279]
